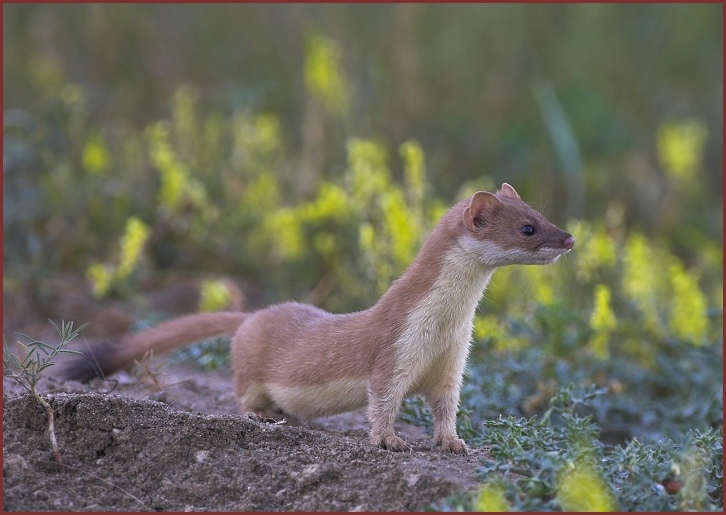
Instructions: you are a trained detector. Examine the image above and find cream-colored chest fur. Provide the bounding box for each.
[393,247,494,397]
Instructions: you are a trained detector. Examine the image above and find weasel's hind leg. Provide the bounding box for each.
[235,376,303,424]
[235,374,273,416]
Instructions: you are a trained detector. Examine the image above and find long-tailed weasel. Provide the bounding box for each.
[62,183,574,454]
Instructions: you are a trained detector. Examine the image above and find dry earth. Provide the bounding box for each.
[3,279,489,511]
[3,363,488,512]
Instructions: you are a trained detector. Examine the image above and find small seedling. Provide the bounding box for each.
[3,319,87,472]
[131,349,168,391]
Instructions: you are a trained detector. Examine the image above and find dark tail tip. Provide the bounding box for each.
[58,340,121,383]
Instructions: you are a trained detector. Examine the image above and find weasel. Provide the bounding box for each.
[62,183,574,454]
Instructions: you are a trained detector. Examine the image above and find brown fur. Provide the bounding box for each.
[62,183,574,453]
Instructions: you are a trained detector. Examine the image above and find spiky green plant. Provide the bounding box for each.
[3,319,87,472]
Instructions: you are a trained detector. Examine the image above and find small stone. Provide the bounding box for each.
[3,454,28,476]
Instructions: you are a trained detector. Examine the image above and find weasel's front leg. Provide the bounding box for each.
[427,383,468,454]
[367,380,411,451]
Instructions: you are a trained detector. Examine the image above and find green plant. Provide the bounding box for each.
[168,337,231,371]
[3,319,87,472]
[427,384,722,512]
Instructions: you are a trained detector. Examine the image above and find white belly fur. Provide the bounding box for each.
[266,378,368,421]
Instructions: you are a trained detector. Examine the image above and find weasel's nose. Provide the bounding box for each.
[563,236,575,250]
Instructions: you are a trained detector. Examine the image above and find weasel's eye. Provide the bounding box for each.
[521,225,535,236]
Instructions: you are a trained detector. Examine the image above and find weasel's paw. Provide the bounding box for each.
[374,434,412,452]
[435,437,468,454]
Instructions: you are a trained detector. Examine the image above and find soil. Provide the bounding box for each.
[3,277,490,511]
[3,363,488,512]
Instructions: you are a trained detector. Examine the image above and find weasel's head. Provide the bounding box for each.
[459,183,574,267]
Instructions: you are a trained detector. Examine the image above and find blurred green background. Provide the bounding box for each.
[3,2,721,340]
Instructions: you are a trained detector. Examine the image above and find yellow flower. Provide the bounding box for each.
[590,285,616,333]
[117,217,151,279]
[557,462,616,512]
[400,140,426,211]
[302,182,350,223]
[82,134,110,175]
[568,221,617,282]
[667,260,708,344]
[474,314,525,353]
[86,263,114,298]
[381,189,419,270]
[304,33,348,116]
[86,217,151,298]
[264,208,305,261]
[622,233,662,335]
[199,280,233,313]
[346,138,390,209]
[147,123,189,210]
[232,113,281,169]
[590,284,617,360]
[657,119,708,190]
[242,173,280,214]
[476,482,509,512]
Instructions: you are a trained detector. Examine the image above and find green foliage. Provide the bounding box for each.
[428,385,722,512]
[241,136,438,309]
[414,284,721,512]
[168,338,231,371]
[4,9,721,321]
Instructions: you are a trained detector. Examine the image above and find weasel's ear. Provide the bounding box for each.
[497,183,521,200]
[463,191,501,231]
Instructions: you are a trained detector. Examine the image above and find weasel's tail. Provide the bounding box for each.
[60,312,248,382]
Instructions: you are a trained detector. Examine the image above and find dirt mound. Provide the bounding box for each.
[3,368,485,512]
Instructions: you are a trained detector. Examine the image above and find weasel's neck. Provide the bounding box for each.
[369,216,496,337]
[364,224,495,395]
